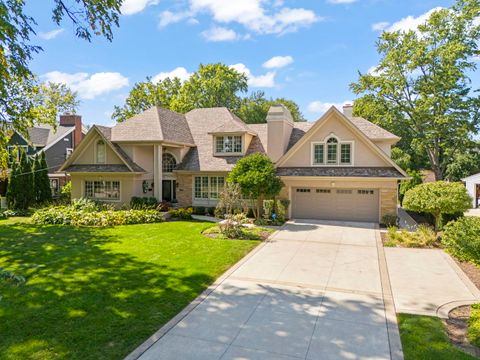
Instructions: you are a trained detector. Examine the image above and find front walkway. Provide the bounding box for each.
[130,220,401,360]
[385,248,480,318]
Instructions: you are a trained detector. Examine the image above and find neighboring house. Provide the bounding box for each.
[2,114,86,196]
[462,173,480,208]
[60,104,407,222]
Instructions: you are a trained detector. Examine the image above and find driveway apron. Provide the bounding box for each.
[135,220,397,360]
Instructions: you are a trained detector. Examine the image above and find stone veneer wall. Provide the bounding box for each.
[380,188,398,220]
[176,173,192,207]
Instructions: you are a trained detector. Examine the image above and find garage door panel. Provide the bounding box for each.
[292,187,379,222]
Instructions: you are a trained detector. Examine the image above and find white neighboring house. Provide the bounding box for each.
[463,172,480,208]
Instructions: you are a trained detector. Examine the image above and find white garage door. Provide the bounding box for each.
[292,187,379,222]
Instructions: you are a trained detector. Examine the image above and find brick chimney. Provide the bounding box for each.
[60,114,83,148]
[342,104,353,118]
[266,104,294,162]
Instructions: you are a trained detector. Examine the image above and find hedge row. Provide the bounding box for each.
[442,216,480,264]
[32,207,163,226]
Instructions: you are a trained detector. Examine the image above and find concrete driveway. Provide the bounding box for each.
[130,220,400,360]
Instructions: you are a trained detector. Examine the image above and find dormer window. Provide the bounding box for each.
[215,135,242,154]
[96,140,106,164]
[312,136,353,166]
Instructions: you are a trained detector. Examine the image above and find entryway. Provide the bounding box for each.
[162,180,176,202]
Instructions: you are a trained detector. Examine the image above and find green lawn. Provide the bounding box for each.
[398,313,478,360]
[0,220,259,360]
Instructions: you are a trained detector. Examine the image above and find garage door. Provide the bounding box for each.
[292,187,379,222]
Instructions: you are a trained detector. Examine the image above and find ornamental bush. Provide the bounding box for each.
[32,206,163,226]
[130,196,158,210]
[168,207,193,220]
[442,216,480,264]
[403,181,472,230]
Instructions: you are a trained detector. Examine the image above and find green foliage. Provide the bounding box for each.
[403,181,472,230]
[263,199,289,224]
[445,149,480,181]
[468,303,480,347]
[192,206,206,215]
[218,213,248,239]
[442,216,480,264]
[32,206,163,226]
[381,214,398,227]
[399,170,423,205]
[228,153,284,219]
[0,267,26,285]
[60,180,72,202]
[351,1,480,180]
[168,207,193,220]
[7,149,34,210]
[130,196,158,210]
[237,91,305,123]
[398,313,478,360]
[386,225,437,248]
[203,224,273,241]
[36,152,52,204]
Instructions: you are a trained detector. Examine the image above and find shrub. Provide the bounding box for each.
[71,198,101,212]
[381,214,398,227]
[403,181,472,230]
[386,225,437,247]
[156,200,170,212]
[0,209,32,218]
[263,199,289,223]
[193,206,206,215]
[32,207,163,226]
[60,181,72,201]
[219,213,248,239]
[168,207,193,220]
[130,196,158,210]
[442,216,480,264]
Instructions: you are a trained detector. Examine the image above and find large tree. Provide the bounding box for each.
[351,0,480,180]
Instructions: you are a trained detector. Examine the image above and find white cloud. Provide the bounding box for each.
[121,0,159,15]
[373,7,443,33]
[230,63,276,88]
[152,67,192,82]
[371,22,389,32]
[327,0,357,4]
[38,28,64,40]
[158,10,196,27]
[307,100,352,114]
[263,55,294,69]
[42,71,129,99]
[201,26,238,42]
[162,0,319,37]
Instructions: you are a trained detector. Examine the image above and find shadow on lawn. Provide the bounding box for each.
[0,223,213,360]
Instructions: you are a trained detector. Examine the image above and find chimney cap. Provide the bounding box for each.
[343,103,353,108]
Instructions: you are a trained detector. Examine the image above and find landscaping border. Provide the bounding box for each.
[123,228,282,360]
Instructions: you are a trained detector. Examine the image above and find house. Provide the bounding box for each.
[462,173,480,208]
[60,104,407,222]
[2,114,86,196]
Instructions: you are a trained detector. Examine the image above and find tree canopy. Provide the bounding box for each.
[351,0,480,180]
[112,64,304,123]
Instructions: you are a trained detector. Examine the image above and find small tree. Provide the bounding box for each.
[216,182,248,216]
[228,153,283,219]
[32,154,39,202]
[36,152,52,204]
[6,158,18,209]
[7,149,34,210]
[403,181,472,230]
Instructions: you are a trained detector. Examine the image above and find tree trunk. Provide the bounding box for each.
[434,212,443,232]
[256,196,264,219]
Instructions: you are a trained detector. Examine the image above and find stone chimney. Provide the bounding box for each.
[60,114,83,148]
[266,104,294,162]
[342,104,353,118]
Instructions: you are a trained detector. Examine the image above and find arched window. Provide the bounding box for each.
[96,140,106,164]
[162,153,176,173]
[326,137,338,164]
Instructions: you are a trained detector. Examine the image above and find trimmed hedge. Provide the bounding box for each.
[442,216,480,264]
[168,207,193,220]
[32,207,163,226]
[130,196,158,210]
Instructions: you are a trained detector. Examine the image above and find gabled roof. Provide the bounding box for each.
[349,117,400,141]
[276,106,408,177]
[111,107,194,144]
[205,108,257,135]
[27,124,87,149]
[59,125,145,173]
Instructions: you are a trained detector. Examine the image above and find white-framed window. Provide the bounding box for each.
[84,180,120,201]
[215,135,242,154]
[96,140,106,164]
[194,176,225,200]
[311,136,353,166]
[162,153,177,173]
[66,148,74,159]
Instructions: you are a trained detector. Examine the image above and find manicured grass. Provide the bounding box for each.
[0,221,259,360]
[398,313,477,360]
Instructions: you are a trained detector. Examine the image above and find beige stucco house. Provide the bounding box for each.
[60,104,407,222]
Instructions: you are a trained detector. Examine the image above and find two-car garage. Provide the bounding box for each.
[291,187,379,222]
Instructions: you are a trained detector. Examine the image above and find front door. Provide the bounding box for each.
[162,180,176,202]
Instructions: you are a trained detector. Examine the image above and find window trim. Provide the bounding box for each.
[193,175,226,201]
[83,180,121,202]
[310,136,354,167]
[65,148,74,159]
[213,134,243,156]
[162,152,177,173]
[95,140,107,164]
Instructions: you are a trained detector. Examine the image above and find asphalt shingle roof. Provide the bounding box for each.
[276,167,404,178]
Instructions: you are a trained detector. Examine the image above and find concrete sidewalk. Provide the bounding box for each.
[129,220,402,360]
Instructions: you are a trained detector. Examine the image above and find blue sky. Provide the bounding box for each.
[25,0,459,126]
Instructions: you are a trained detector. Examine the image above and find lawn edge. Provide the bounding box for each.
[376,224,404,360]
[123,227,282,360]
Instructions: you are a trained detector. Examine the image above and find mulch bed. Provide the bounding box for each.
[446,306,480,357]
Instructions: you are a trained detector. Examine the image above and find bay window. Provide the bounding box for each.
[84,180,120,200]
